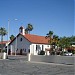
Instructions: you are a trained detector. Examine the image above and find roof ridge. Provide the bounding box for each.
[25,33,46,37]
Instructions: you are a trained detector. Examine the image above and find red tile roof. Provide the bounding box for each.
[0,41,8,44]
[23,34,49,44]
[9,33,50,45]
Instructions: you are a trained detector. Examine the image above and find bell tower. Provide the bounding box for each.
[19,26,25,35]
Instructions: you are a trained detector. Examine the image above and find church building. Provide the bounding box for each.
[8,26,51,55]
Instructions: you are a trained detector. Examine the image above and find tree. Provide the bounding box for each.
[0,27,7,52]
[10,35,15,40]
[52,35,59,55]
[58,36,71,48]
[70,36,75,42]
[46,31,53,45]
[25,24,33,34]
[45,31,54,54]
[25,28,28,34]
[46,31,54,54]
[53,35,59,45]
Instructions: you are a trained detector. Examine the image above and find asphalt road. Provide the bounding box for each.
[0,56,75,75]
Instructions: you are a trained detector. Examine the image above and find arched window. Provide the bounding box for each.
[20,38,22,41]
[25,49,26,52]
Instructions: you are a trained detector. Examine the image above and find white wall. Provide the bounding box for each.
[9,34,31,54]
[9,34,51,55]
[30,44,50,55]
[17,35,31,53]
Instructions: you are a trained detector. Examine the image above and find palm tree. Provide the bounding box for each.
[53,35,59,45]
[10,35,15,40]
[46,31,53,45]
[46,31,53,55]
[25,28,28,34]
[27,24,33,34]
[53,35,59,55]
[0,27,7,52]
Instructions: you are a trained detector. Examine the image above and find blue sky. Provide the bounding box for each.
[0,0,74,41]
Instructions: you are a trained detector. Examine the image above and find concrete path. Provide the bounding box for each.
[0,56,74,75]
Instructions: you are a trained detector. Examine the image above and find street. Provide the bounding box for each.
[0,56,74,75]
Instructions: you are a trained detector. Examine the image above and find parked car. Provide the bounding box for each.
[64,52,73,56]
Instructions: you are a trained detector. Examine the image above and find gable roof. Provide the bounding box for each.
[23,34,49,44]
[9,33,49,45]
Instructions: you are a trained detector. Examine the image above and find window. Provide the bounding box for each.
[25,49,26,52]
[42,45,43,50]
[36,45,37,51]
[20,38,22,41]
[47,45,49,47]
[23,49,24,51]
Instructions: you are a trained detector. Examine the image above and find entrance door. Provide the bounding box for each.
[8,49,11,55]
[20,49,22,55]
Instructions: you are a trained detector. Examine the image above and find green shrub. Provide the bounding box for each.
[40,50,45,55]
[72,51,75,54]
[2,49,6,53]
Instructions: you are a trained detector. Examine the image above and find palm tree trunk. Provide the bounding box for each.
[29,31,30,34]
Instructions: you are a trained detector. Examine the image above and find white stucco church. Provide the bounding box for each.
[8,26,51,55]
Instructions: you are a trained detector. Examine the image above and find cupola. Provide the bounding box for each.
[19,26,25,35]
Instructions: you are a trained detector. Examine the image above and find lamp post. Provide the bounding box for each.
[15,36,17,56]
[15,19,18,56]
[7,19,9,55]
[7,19,18,56]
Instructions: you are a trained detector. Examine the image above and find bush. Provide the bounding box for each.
[2,49,6,53]
[51,51,55,55]
[39,50,45,55]
[72,51,75,54]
